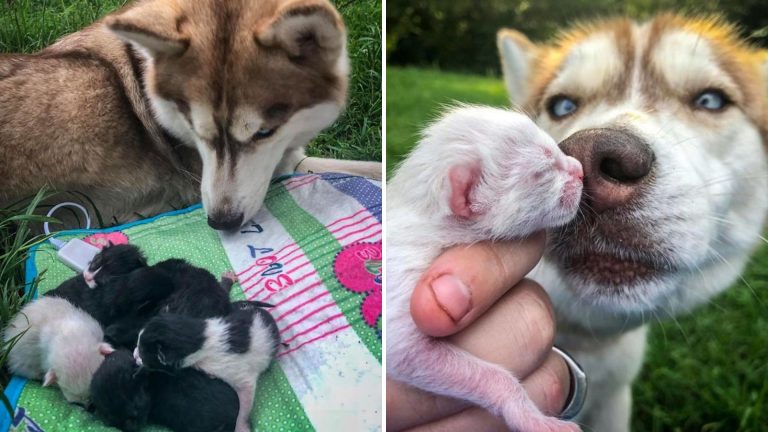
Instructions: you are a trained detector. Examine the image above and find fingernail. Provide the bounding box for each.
[430,274,471,322]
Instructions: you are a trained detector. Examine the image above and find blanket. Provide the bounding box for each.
[1,173,382,432]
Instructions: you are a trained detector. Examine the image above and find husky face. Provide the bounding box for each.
[106,0,348,230]
[498,15,768,329]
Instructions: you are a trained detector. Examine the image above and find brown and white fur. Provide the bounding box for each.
[387,106,583,431]
[497,14,768,431]
[3,297,114,405]
[0,0,380,230]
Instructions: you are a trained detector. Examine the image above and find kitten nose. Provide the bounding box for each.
[207,212,244,231]
[562,156,583,181]
[559,128,654,213]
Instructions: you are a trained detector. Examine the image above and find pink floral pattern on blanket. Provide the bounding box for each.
[83,231,129,248]
[334,242,382,331]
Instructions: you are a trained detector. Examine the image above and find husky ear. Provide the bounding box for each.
[256,0,346,68]
[43,370,57,387]
[105,3,189,57]
[497,29,538,106]
[761,52,768,90]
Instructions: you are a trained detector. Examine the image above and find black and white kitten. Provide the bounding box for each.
[136,301,280,432]
[90,349,238,432]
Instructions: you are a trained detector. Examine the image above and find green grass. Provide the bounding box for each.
[310,0,382,162]
[387,66,768,432]
[0,191,55,414]
[0,0,381,162]
[386,67,508,172]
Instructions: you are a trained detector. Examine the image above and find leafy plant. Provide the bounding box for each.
[0,189,57,415]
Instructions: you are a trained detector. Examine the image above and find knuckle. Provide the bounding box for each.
[539,363,569,415]
[516,279,556,350]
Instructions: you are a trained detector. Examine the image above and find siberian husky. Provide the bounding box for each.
[0,0,380,230]
[497,14,768,431]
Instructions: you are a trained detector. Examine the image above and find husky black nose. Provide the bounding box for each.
[207,212,244,231]
[559,128,655,213]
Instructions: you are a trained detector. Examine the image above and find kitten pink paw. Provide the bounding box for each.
[222,271,238,282]
[503,410,581,432]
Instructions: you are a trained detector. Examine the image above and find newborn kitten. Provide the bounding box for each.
[90,350,150,431]
[46,243,148,324]
[386,106,583,431]
[103,261,235,348]
[91,267,240,429]
[90,349,238,432]
[135,301,280,432]
[3,297,113,405]
[83,243,148,288]
[151,259,235,318]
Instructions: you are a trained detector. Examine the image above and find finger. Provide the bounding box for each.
[521,351,572,416]
[388,352,570,431]
[410,232,546,337]
[403,406,506,432]
[388,280,558,430]
[386,378,470,431]
[448,279,556,378]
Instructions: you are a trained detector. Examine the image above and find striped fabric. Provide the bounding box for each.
[1,173,382,432]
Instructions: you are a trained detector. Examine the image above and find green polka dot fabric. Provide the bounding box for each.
[2,174,382,432]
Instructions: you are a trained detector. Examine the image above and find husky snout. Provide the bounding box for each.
[559,128,655,213]
[202,161,273,231]
[207,211,244,231]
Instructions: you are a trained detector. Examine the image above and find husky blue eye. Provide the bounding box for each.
[253,127,276,140]
[693,90,729,111]
[547,96,578,119]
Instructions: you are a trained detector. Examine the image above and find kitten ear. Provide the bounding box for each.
[448,164,481,218]
[107,240,114,247]
[99,343,115,356]
[43,370,57,387]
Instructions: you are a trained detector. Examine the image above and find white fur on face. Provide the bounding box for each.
[386,107,583,326]
[389,106,581,243]
[189,104,217,142]
[550,33,624,98]
[229,108,264,143]
[198,102,342,226]
[651,31,740,102]
[148,95,198,147]
[146,94,342,227]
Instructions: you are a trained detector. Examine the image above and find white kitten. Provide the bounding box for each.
[386,106,583,431]
[4,296,113,405]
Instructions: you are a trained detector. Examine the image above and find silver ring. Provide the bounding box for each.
[552,346,587,420]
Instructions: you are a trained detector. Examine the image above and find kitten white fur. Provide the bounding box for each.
[387,106,583,431]
[3,297,111,405]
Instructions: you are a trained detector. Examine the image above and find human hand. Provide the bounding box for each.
[387,232,573,431]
